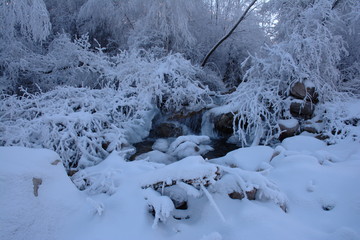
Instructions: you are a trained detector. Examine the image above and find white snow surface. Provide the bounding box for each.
[1,135,360,240]
[211,145,274,171]
[278,118,299,129]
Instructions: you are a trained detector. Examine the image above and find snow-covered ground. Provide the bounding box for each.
[1,136,360,240]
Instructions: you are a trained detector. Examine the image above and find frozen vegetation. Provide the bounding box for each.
[0,0,360,239]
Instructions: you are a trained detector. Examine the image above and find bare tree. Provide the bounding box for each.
[201,0,258,67]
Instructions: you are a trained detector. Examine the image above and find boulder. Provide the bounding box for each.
[303,125,318,134]
[228,189,257,200]
[278,119,299,140]
[290,101,315,119]
[150,122,183,138]
[290,80,318,102]
[213,112,234,137]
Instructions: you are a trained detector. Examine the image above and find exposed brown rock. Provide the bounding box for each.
[290,101,315,119]
[278,119,299,140]
[229,191,245,200]
[290,81,318,102]
[150,123,183,138]
[214,112,234,136]
[228,189,257,200]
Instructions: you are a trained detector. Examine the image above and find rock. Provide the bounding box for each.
[246,188,257,200]
[290,80,318,102]
[32,177,42,197]
[228,191,244,200]
[278,119,299,140]
[303,125,318,134]
[228,189,257,200]
[170,110,205,134]
[129,140,154,161]
[150,122,183,138]
[167,135,213,160]
[51,159,61,165]
[290,101,315,119]
[214,112,234,137]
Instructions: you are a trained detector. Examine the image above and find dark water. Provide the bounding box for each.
[203,139,239,159]
[129,137,239,161]
[129,140,155,161]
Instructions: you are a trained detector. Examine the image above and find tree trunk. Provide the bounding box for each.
[201,0,258,67]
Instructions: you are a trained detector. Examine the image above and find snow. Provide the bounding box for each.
[281,135,326,152]
[278,118,299,129]
[165,135,214,160]
[1,135,360,240]
[136,150,176,165]
[152,138,170,152]
[139,156,218,187]
[0,147,84,240]
[211,145,274,171]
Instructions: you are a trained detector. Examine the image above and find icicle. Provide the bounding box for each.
[200,184,226,223]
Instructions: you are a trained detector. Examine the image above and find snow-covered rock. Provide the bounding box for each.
[140,155,218,188]
[278,118,300,140]
[282,136,326,153]
[135,150,176,165]
[211,146,274,171]
[167,135,213,159]
[152,138,170,152]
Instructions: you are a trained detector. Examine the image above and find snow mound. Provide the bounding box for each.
[136,150,176,165]
[167,135,213,159]
[140,156,218,188]
[152,138,170,152]
[72,151,162,195]
[282,136,326,152]
[211,146,274,171]
[278,118,299,129]
[0,147,84,240]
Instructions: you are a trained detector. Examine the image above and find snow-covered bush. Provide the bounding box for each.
[0,0,51,42]
[102,50,217,113]
[0,34,105,94]
[213,0,351,146]
[0,86,155,169]
[319,98,360,143]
